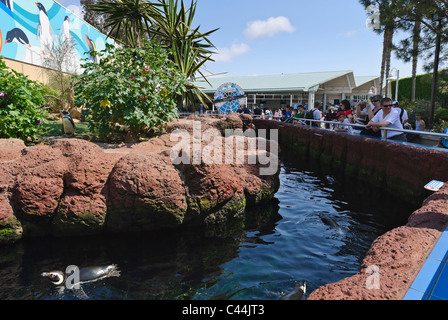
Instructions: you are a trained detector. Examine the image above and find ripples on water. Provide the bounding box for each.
[0,155,418,300]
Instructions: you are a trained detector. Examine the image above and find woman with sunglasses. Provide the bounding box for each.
[335,100,352,118]
[365,97,407,142]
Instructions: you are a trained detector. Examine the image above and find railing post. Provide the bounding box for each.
[381,129,388,141]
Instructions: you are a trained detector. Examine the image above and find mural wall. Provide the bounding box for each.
[0,0,113,74]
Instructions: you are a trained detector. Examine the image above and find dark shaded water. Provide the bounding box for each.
[0,156,418,300]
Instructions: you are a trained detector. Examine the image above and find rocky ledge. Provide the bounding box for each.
[308,183,448,300]
[0,114,280,244]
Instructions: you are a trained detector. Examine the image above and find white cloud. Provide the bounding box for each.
[344,30,359,38]
[244,16,296,40]
[212,43,251,63]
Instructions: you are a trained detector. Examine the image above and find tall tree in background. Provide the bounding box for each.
[394,0,448,126]
[360,0,397,96]
[81,0,107,32]
[391,0,423,101]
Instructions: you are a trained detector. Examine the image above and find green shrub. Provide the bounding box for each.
[435,107,448,122]
[73,41,187,140]
[400,99,441,126]
[391,71,448,105]
[0,57,48,142]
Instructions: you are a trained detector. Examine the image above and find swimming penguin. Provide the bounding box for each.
[35,2,54,56]
[279,281,307,300]
[61,110,75,136]
[85,34,97,63]
[41,265,121,286]
[5,28,31,47]
[319,213,343,235]
[0,0,13,11]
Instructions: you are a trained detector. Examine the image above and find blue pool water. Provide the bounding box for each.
[0,156,417,300]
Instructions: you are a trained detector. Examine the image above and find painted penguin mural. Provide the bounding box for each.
[85,34,97,63]
[5,27,30,47]
[0,0,13,11]
[0,0,114,74]
[35,2,54,56]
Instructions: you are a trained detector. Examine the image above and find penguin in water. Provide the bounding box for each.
[5,28,31,47]
[35,2,54,56]
[279,281,307,300]
[41,265,120,299]
[61,110,75,136]
[41,265,121,286]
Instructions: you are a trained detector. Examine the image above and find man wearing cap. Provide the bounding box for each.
[392,100,408,126]
[365,97,407,142]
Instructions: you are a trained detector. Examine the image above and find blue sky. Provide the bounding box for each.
[56,0,420,79]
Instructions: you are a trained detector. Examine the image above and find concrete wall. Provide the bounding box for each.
[4,57,51,83]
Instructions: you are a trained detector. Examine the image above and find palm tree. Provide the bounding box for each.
[88,0,160,48]
[150,0,219,108]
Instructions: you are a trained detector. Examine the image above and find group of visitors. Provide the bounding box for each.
[257,96,439,143]
[234,97,447,148]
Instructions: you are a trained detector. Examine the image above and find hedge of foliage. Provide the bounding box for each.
[391,71,448,105]
[0,57,47,142]
[73,41,186,140]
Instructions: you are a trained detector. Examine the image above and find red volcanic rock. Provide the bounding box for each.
[0,114,279,243]
[107,152,188,232]
[49,139,122,236]
[307,175,448,301]
[11,146,67,219]
[0,139,26,162]
[0,161,22,244]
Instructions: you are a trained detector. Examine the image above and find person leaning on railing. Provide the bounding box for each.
[365,97,408,142]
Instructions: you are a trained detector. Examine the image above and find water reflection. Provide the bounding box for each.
[0,155,418,300]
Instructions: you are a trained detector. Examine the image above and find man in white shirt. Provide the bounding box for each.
[365,97,407,142]
[392,101,408,125]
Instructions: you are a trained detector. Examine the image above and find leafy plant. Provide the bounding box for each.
[73,41,186,141]
[150,0,218,108]
[85,0,217,110]
[0,56,47,142]
[88,0,160,48]
[432,119,448,133]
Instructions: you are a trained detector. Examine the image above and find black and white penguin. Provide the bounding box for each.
[35,2,54,56]
[0,0,13,11]
[41,265,121,286]
[5,28,31,47]
[279,281,307,300]
[61,110,75,136]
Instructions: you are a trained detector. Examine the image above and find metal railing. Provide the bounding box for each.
[177,112,448,145]
[283,118,448,143]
